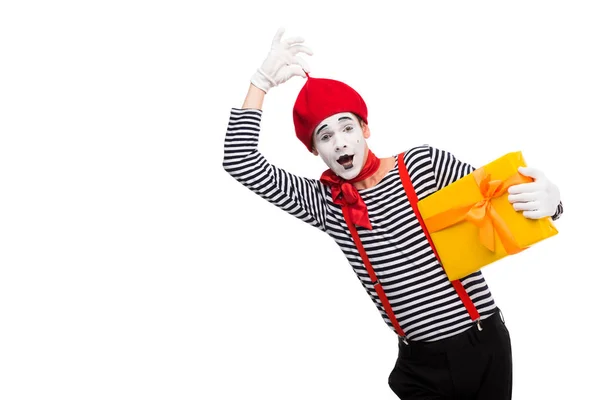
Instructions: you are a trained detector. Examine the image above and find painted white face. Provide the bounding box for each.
[312,112,367,180]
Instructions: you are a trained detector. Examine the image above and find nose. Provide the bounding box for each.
[335,143,347,152]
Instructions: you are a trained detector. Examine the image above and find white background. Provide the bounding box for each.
[1,1,599,399]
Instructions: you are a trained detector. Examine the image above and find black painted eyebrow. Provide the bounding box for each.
[316,116,354,136]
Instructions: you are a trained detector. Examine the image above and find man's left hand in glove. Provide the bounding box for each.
[508,166,561,219]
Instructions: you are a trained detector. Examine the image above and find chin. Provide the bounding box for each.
[337,168,360,180]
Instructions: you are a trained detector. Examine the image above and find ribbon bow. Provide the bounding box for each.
[320,175,373,230]
[423,167,533,253]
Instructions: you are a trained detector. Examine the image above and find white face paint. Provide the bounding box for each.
[312,112,368,180]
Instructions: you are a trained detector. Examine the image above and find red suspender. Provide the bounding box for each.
[398,152,480,322]
[341,208,407,338]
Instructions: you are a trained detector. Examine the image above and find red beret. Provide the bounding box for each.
[293,73,369,153]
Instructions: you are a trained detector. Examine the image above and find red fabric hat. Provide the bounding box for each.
[293,73,369,153]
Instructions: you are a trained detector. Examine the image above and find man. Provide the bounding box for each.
[222,27,563,400]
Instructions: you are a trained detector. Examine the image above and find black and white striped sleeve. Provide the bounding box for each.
[222,107,328,232]
[428,145,475,191]
[551,201,563,221]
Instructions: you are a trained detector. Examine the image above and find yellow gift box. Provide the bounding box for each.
[417,151,558,281]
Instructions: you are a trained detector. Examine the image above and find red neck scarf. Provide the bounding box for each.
[320,149,381,230]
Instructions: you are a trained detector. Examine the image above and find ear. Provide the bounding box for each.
[312,147,318,156]
[361,121,371,139]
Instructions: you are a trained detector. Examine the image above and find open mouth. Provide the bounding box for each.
[337,154,354,170]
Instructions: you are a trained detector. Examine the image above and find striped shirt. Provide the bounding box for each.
[222,107,563,342]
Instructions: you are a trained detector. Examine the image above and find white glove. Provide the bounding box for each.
[250,27,313,94]
[507,166,561,219]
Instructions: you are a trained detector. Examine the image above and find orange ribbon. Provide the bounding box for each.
[423,168,533,254]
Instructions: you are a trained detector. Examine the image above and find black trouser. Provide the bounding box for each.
[388,308,512,400]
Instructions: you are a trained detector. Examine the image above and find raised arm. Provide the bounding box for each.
[222,28,328,232]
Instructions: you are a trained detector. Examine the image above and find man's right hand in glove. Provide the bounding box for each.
[250,27,314,94]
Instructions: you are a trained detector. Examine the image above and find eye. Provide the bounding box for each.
[344,126,353,132]
[321,134,330,141]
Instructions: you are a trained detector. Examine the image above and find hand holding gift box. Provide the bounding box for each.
[417,151,560,281]
[508,166,562,219]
